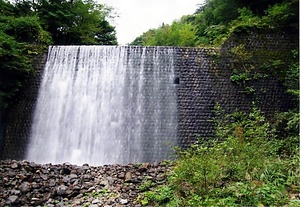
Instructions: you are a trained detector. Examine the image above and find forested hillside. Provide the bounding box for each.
[0,0,117,109]
[131,0,298,47]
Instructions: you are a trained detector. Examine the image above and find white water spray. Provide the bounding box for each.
[26,46,177,165]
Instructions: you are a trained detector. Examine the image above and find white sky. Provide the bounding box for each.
[96,0,204,44]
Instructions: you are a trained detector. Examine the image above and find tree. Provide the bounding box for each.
[131,19,197,47]
[0,0,16,16]
[3,15,51,43]
[0,1,51,108]
[0,31,32,108]
[34,0,117,45]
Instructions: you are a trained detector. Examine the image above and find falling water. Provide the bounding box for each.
[26,46,178,165]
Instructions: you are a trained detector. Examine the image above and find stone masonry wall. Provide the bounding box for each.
[0,30,298,160]
[176,30,298,148]
[1,54,47,160]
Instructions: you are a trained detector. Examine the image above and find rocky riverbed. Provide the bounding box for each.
[0,160,171,206]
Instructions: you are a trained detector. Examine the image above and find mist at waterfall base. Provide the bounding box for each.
[26,46,178,166]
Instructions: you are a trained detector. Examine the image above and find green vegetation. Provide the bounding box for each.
[139,178,154,192]
[34,0,117,45]
[133,1,299,206]
[138,104,299,206]
[137,185,174,206]
[0,0,117,109]
[131,0,298,47]
[131,20,197,47]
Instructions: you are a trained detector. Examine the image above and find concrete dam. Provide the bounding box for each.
[0,31,296,165]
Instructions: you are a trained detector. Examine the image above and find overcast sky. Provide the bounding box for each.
[97,0,204,44]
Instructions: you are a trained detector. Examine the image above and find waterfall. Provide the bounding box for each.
[26,46,178,165]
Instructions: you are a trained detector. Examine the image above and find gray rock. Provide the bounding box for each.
[117,172,125,179]
[8,195,19,204]
[40,173,48,180]
[19,182,31,193]
[57,185,68,195]
[119,198,128,205]
[106,176,114,185]
[92,198,100,204]
[125,172,132,181]
[24,165,33,173]
[7,169,16,177]
[87,186,95,192]
[11,162,19,169]
[10,180,17,186]
[66,189,74,195]
[10,189,21,195]
[100,179,109,187]
[49,179,56,187]
[82,174,92,181]
[73,200,82,205]
[31,197,40,201]
[63,176,70,183]
[41,168,49,174]
[32,182,40,189]
[121,193,129,198]
[43,192,51,200]
[73,185,81,191]
[70,173,78,180]
[56,202,65,207]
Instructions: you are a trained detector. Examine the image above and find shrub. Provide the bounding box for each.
[138,105,299,206]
